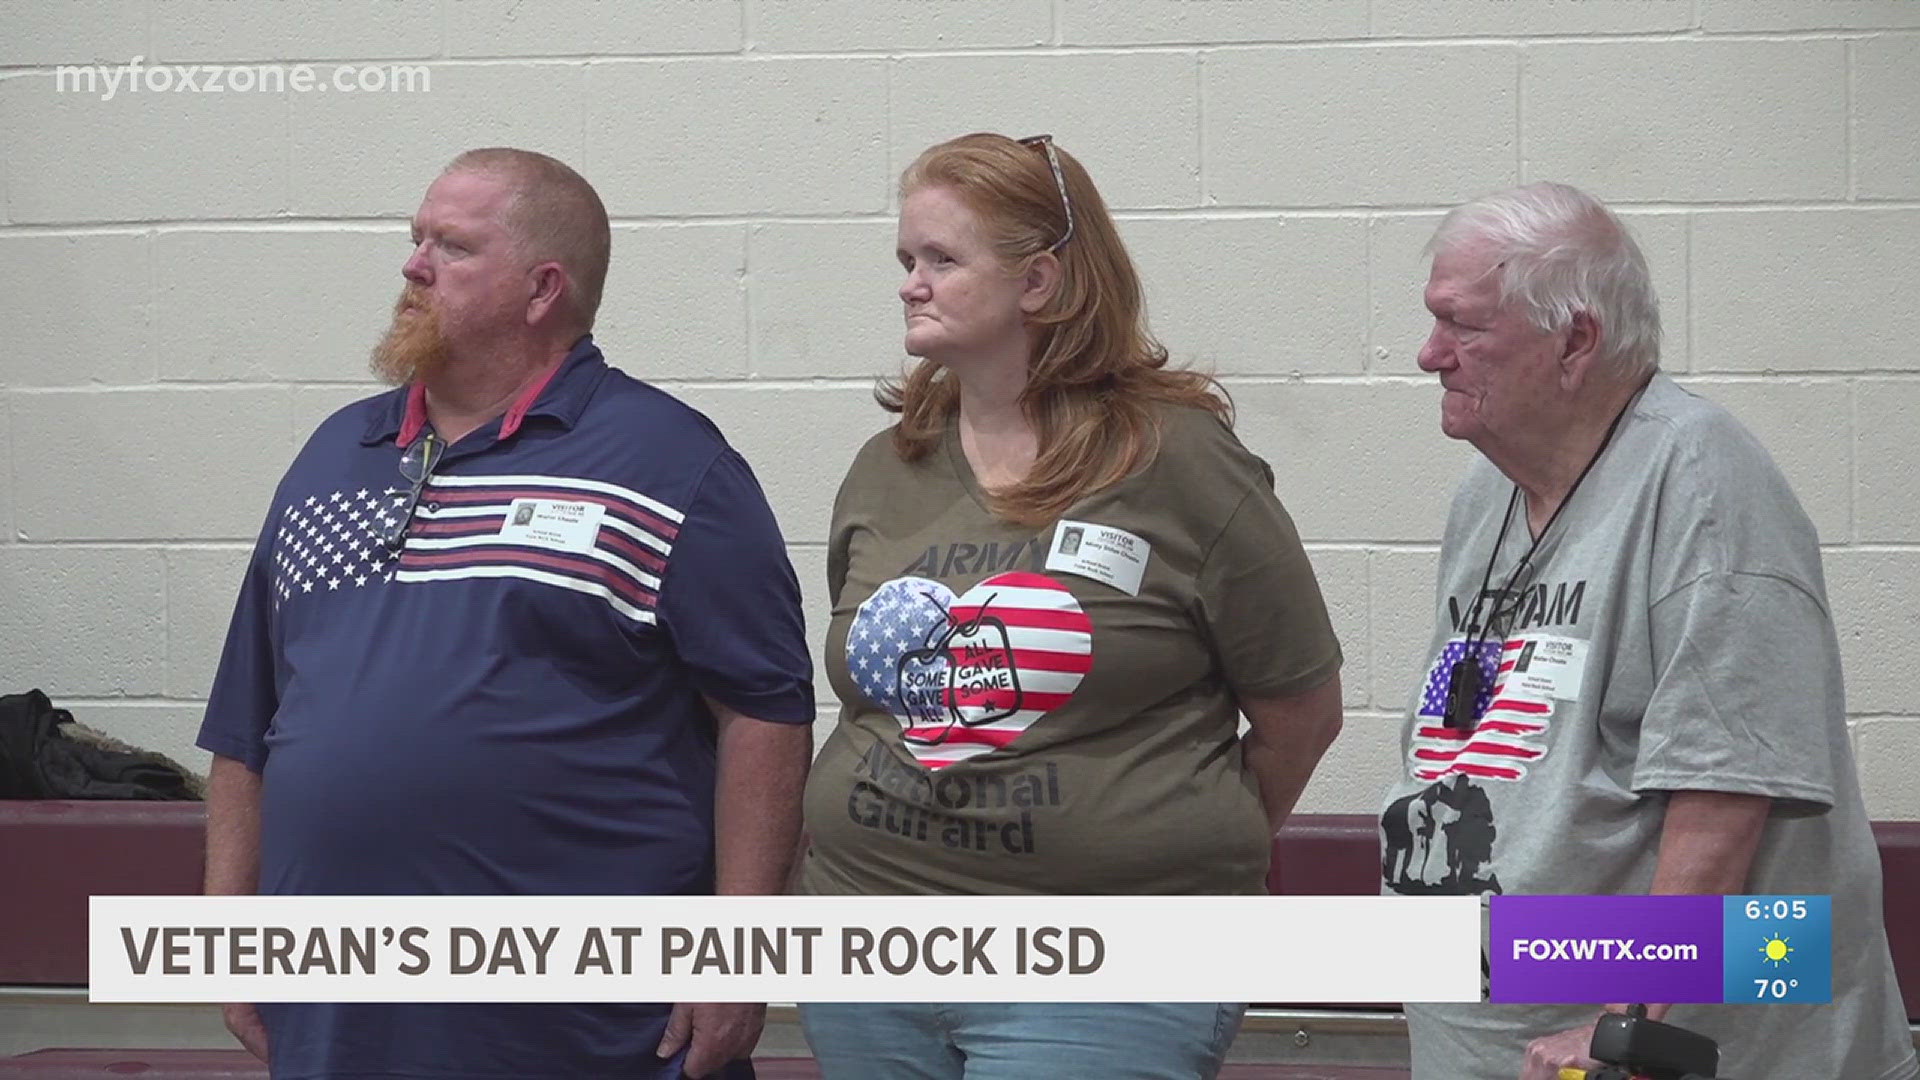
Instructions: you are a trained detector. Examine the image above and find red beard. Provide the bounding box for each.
[369,288,452,385]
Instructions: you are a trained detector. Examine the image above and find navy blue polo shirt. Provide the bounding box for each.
[198,338,810,1080]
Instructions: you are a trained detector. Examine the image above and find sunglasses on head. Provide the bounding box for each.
[1018,134,1075,253]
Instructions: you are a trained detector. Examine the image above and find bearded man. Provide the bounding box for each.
[198,148,814,1080]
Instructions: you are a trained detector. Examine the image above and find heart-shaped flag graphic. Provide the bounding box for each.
[847,571,1093,769]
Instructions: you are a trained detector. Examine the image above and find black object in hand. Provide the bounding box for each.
[1588,1008,1720,1080]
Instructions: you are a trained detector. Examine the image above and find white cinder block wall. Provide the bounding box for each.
[2,1,1916,819]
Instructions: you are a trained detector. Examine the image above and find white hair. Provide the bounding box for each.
[1427,181,1661,378]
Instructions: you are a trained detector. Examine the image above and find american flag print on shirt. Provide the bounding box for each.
[272,488,410,606]
[1409,637,1552,783]
[271,474,678,625]
[848,571,1093,771]
[395,472,679,625]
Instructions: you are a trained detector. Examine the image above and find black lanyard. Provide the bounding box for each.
[1443,397,1636,730]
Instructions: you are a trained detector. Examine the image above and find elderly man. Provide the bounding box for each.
[1381,182,1915,1080]
[198,148,814,1079]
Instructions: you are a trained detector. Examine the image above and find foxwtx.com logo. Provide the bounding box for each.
[1510,938,1701,962]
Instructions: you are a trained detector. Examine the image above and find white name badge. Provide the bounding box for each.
[1505,634,1589,701]
[499,498,606,554]
[1044,519,1150,596]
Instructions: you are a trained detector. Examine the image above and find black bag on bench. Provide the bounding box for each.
[0,689,202,800]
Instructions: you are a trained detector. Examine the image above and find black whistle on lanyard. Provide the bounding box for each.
[1444,656,1483,730]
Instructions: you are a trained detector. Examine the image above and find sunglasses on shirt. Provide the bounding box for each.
[378,432,443,557]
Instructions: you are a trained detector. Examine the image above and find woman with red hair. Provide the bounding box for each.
[795,133,1346,1078]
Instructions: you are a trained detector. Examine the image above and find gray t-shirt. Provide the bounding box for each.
[1380,375,1915,1080]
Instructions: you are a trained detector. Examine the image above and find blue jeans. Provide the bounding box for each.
[798,1002,1246,1079]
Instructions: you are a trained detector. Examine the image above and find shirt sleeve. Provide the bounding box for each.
[1193,482,1344,702]
[196,514,281,773]
[1632,570,1839,811]
[657,448,816,724]
[826,472,856,610]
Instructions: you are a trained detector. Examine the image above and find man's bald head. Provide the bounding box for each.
[443,148,611,334]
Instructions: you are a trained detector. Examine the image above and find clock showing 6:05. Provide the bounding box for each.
[1722,895,1831,1004]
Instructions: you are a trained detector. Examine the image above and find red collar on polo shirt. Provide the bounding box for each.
[375,336,602,449]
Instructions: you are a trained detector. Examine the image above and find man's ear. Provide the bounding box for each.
[527,262,567,326]
[1019,252,1061,315]
[1559,310,1602,390]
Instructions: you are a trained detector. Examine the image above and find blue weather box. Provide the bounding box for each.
[1722,895,1831,1004]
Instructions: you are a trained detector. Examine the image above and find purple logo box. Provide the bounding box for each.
[1489,895,1724,1004]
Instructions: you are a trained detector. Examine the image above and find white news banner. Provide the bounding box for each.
[91,895,1478,1004]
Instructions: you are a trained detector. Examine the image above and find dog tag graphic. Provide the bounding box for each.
[943,596,1022,728]
[895,594,958,744]
[854,571,1091,769]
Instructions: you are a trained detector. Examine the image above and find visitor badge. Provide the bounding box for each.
[1505,634,1588,701]
[1044,519,1149,596]
[499,498,606,553]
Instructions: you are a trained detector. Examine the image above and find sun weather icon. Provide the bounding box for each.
[1723,895,1830,1003]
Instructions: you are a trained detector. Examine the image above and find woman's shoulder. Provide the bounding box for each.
[833,424,901,505]
[1143,400,1273,493]
[833,420,952,515]
[845,423,903,474]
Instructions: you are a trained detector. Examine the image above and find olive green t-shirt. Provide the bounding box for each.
[798,405,1343,896]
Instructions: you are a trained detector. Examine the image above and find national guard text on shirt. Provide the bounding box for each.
[847,740,1063,854]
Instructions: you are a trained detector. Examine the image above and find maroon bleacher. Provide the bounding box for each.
[0,802,206,985]
[0,1050,264,1078]
[1265,814,1383,897]
[1876,821,1920,1024]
